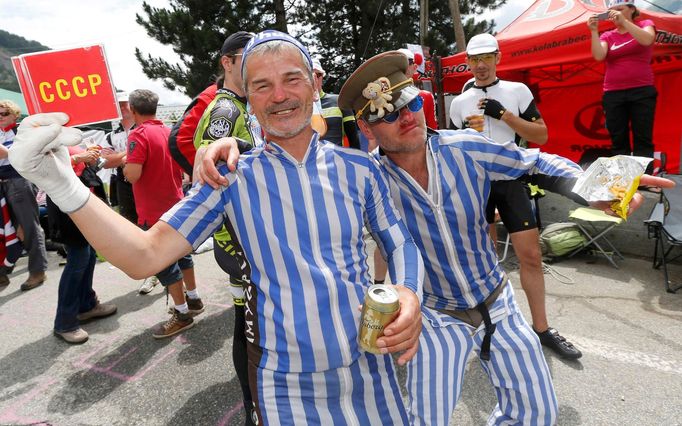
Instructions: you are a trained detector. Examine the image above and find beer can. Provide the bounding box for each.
[358,284,400,354]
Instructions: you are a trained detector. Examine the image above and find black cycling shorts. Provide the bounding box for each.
[485,180,536,233]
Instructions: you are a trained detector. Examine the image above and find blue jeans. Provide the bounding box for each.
[54,244,98,333]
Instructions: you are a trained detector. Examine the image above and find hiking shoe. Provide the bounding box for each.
[20,272,46,291]
[167,294,205,317]
[77,301,118,322]
[187,296,205,316]
[152,309,194,339]
[535,327,583,360]
[0,275,9,287]
[139,276,160,294]
[54,328,89,344]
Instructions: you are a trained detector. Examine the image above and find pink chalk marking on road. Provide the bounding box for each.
[0,378,56,425]
[73,339,177,382]
[0,311,47,330]
[217,401,244,426]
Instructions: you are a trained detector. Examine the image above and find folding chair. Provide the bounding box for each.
[645,174,682,293]
[496,224,512,262]
[567,207,625,268]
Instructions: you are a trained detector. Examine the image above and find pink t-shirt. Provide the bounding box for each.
[600,19,655,92]
[126,119,183,226]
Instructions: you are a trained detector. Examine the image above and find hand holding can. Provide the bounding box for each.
[358,284,400,354]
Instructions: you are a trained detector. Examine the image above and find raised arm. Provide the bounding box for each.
[587,15,609,61]
[613,12,656,46]
[8,113,192,278]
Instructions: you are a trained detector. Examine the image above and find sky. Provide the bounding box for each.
[0,0,535,106]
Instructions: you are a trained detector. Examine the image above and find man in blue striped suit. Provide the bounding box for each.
[337,51,672,425]
[8,32,424,425]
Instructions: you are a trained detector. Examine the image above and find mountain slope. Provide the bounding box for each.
[0,30,49,92]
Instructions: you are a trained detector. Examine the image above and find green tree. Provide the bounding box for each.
[294,0,505,93]
[135,0,286,97]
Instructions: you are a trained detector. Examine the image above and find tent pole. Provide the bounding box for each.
[434,55,447,129]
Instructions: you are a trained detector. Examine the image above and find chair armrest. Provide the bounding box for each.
[644,202,665,226]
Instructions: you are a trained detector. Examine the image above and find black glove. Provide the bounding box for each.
[481,98,507,120]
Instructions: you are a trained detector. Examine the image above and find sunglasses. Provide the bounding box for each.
[467,53,497,64]
[378,96,423,124]
[0,111,12,117]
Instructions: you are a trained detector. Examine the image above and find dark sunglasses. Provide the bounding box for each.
[0,111,12,117]
[379,96,423,124]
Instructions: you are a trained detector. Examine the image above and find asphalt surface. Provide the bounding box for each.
[0,238,681,425]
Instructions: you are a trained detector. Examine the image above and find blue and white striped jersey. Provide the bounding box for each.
[162,134,424,373]
[373,129,582,310]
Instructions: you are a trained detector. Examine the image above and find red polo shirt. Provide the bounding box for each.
[126,119,183,226]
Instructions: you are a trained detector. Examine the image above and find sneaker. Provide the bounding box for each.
[167,294,205,317]
[20,272,46,291]
[139,276,160,294]
[77,301,118,322]
[0,275,9,287]
[54,328,89,344]
[535,327,583,360]
[152,309,194,339]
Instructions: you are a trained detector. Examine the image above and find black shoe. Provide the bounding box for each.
[535,327,582,359]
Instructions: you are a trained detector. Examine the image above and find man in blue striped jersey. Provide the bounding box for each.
[337,51,672,425]
[8,31,424,425]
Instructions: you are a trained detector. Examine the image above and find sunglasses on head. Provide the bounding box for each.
[378,95,423,124]
[0,111,12,117]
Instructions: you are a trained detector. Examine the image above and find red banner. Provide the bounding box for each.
[12,45,120,127]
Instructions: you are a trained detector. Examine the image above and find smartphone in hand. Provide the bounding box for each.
[597,11,610,20]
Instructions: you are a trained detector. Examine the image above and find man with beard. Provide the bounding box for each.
[9,31,423,424]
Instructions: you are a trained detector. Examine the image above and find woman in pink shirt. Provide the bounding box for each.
[588,0,657,172]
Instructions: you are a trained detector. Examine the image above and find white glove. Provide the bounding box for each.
[8,113,91,213]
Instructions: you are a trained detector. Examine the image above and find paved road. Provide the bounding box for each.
[0,245,680,425]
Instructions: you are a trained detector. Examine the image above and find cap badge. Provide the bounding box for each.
[361,77,394,118]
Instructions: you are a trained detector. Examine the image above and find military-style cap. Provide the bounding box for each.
[338,51,420,123]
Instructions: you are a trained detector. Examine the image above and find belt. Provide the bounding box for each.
[436,277,508,361]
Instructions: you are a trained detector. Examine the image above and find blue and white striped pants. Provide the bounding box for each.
[252,351,409,425]
[406,285,558,425]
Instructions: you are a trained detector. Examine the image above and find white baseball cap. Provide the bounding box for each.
[466,34,499,56]
[312,58,325,76]
[397,48,415,61]
[607,0,635,8]
[116,91,129,103]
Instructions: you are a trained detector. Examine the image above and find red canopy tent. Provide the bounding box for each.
[437,0,682,172]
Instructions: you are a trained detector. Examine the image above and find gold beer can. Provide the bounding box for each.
[358,284,400,354]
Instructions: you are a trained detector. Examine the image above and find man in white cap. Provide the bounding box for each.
[102,92,136,223]
[311,57,360,148]
[398,48,438,129]
[450,33,583,360]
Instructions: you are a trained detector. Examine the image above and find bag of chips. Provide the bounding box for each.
[572,156,652,219]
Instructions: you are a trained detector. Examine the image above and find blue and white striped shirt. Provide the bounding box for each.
[162,134,423,373]
[373,129,582,310]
